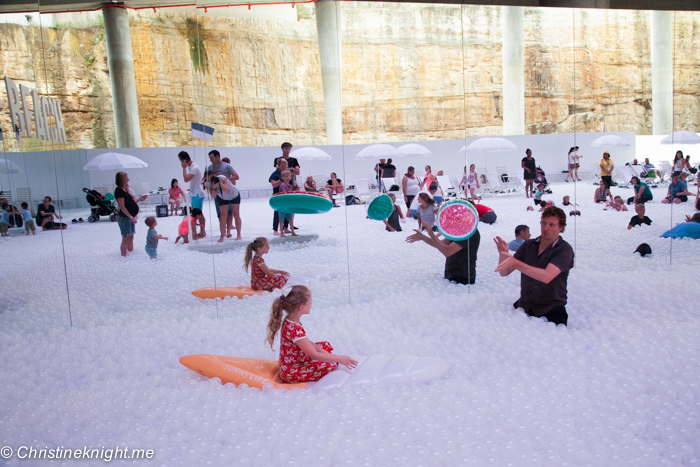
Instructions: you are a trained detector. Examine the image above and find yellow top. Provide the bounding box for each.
[600,157,614,176]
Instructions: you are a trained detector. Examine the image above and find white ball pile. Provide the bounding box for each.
[0,182,698,466]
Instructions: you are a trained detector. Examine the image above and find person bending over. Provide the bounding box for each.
[406,221,480,285]
[508,225,530,252]
[494,206,574,326]
[628,204,652,229]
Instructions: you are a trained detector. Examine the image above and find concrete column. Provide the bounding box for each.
[315,1,343,145]
[103,6,142,148]
[502,6,525,136]
[651,11,673,135]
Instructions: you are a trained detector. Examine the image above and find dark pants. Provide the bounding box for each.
[405,195,415,210]
[273,210,289,231]
[518,303,568,326]
[601,175,613,189]
[479,211,497,224]
[627,194,652,205]
[446,274,476,285]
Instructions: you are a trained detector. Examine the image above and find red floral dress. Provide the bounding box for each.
[250,256,288,291]
[278,319,338,383]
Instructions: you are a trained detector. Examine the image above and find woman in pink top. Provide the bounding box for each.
[168,179,185,216]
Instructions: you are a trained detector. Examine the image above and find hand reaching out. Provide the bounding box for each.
[405,229,425,244]
[493,236,509,256]
[338,355,358,369]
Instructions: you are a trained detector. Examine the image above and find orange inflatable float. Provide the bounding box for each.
[191,286,264,299]
[179,354,308,390]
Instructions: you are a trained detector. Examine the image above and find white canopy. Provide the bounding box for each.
[460,137,518,155]
[355,144,399,160]
[83,152,149,171]
[290,147,332,161]
[396,143,432,158]
[660,131,700,145]
[590,135,631,148]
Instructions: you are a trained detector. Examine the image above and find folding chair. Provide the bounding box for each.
[381,177,399,193]
[436,175,457,199]
[353,178,374,203]
[660,161,673,183]
[485,172,513,196]
[590,163,602,184]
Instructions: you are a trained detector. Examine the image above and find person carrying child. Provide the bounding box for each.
[416,192,439,232]
[277,170,298,237]
[20,202,36,235]
[265,285,357,383]
[144,216,168,259]
[244,237,290,291]
[383,193,405,232]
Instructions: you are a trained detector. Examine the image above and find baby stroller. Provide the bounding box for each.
[83,187,118,222]
[535,166,552,194]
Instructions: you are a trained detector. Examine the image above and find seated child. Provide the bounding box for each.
[20,202,36,235]
[508,224,530,252]
[383,193,405,232]
[245,237,290,291]
[417,193,439,232]
[191,208,206,240]
[144,216,168,259]
[561,195,577,206]
[278,170,298,238]
[533,182,545,206]
[628,204,652,229]
[265,285,357,383]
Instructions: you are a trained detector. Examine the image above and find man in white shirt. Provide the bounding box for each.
[178,151,204,210]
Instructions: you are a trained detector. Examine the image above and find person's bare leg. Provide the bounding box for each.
[120,236,129,257]
[279,221,286,237]
[232,204,242,240]
[290,217,298,236]
[218,205,227,242]
[127,235,134,252]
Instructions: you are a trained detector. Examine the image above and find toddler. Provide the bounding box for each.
[278,170,298,237]
[175,207,195,244]
[20,202,36,235]
[191,208,206,240]
[244,237,290,291]
[144,216,168,259]
[265,285,357,383]
[533,182,545,206]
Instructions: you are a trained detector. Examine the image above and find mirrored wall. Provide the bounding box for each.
[2,2,699,326]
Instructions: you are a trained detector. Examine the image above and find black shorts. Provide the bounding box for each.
[217,194,241,206]
[518,303,568,326]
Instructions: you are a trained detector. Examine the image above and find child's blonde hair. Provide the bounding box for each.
[265,285,311,349]
[244,237,268,272]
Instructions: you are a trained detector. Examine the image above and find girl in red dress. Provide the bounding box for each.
[244,237,290,292]
[265,285,357,383]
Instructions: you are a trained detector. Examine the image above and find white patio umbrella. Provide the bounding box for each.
[290,147,332,161]
[355,144,398,160]
[459,137,518,156]
[83,152,149,171]
[660,131,700,145]
[397,143,432,158]
[0,158,22,174]
[591,135,631,148]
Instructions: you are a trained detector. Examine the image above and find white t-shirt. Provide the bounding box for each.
[405,176,421,196]
[187,161,204,197]
[215,175,239,201]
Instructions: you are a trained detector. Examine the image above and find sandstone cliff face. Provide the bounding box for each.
[1,5,699,150]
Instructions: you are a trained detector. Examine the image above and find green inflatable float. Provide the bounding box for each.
[366,194,394,221]
[269,192,333,215]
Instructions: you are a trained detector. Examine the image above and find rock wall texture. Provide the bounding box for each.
[1,4,699,150]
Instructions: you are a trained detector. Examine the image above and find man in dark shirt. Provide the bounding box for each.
[628,203,652,230]
[495,206,574,326]
[273,142,300,188]
[406,221,480,285]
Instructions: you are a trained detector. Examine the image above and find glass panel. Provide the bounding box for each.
[0,7,73,332]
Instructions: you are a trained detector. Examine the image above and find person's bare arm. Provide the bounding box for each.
[270,178,283,188]
[383,219,395,232]
[494,236,516,276]
[230,170,240,184]
[182,163,194,182]
[295,338,357,369]
[495,256,562,284]
[402,176,408,197]
[423,224,462,258]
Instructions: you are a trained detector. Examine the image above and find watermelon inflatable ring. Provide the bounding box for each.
[436,199,479,241]
[366,194,394,221]
[269,192,333,215]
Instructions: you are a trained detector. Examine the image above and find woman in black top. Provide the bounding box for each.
[521,149,536,198]
[114,172,147,257]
